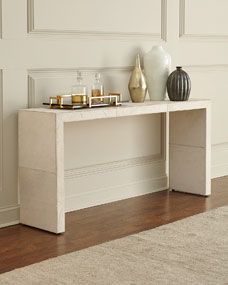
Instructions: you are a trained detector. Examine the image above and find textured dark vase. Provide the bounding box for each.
[167,66,191,101]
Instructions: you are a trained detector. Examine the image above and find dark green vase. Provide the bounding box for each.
[167,66,191,101]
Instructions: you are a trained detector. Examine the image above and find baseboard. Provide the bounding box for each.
[211,163,228,179]
[212,143,228,178]
[65,154,167,212]
[0,205,20,228]
[0,220,20,229]
[66,176,168,212]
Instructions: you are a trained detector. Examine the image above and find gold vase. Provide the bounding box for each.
[128,54,147,103]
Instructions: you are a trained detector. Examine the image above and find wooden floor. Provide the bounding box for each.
[0,176,228,274]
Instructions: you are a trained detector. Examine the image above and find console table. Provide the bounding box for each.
[18,100,211,233]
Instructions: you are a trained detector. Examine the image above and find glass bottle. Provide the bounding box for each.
[91,73,104,102]
[71,71,88,105]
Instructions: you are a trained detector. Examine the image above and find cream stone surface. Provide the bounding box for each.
[170,109,206,147]
[19,100,211,233]
[169,146,207,195]
[23,100,210,122]
[19,168,58,203]
[19,111,65,233]
[169,107,211,196]
[20,168,60,233]
[19,111,57,173]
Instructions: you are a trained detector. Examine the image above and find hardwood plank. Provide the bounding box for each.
[0,176,228,274]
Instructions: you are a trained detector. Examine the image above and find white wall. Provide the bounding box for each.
[1,0,228,227]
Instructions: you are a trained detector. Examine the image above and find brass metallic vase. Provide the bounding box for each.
[128,54,147,103]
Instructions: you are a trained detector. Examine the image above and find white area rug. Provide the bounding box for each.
[0,207,228,285]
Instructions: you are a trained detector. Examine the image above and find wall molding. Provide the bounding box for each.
[28,75,36,109]
[65,155,164,179]
[161,0,168,41]
[0,0,2,39]
[0,70,3,192]
[183,64,228,72]
[179,0,228,41]
[27,0,167,41]
[0,204,20,228]
[28,66,133,78]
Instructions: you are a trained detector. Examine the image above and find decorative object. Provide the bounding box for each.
[128,54,147,103]
[45,93,122,109]
[91,72,104,103]
[144,45,171,101]
[167,66,191,101]
[71,71,88,105]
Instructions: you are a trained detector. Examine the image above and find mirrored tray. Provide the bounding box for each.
[43,93,122,110]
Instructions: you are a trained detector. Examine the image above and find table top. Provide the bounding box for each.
[19,99,211,123]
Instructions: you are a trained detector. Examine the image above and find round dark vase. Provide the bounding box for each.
[167,66,191,101]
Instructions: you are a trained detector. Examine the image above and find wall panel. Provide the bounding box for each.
[28,0,167,40]
[180,0,228,40]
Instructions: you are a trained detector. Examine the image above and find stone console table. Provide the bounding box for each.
[18,100,211,233]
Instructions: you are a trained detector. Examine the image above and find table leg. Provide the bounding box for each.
[19,111,65,233]
[169,107,211,196]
